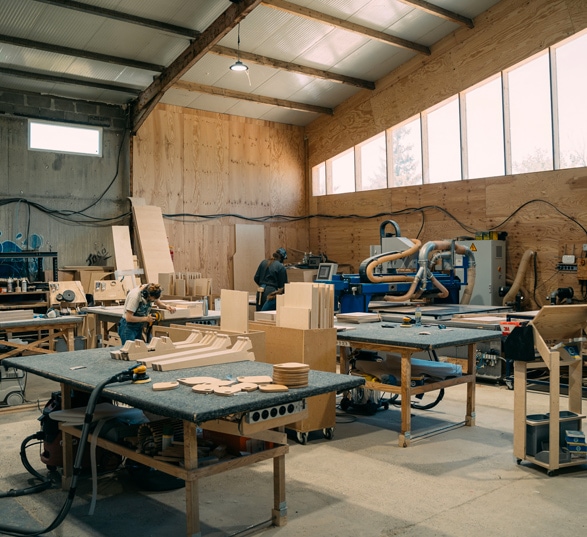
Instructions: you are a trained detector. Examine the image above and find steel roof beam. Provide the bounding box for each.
[31,0,199,38]
[399,0,474,29]
[0,66,141,95]
[173,80,333,115]
[131,0,263,133]
[262,0,430,55]
[211,45,375,90]
[0,34,164,72]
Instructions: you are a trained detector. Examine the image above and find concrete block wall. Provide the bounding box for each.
[0,89,128,129]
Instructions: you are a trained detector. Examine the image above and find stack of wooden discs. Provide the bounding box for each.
[272,362,310,388]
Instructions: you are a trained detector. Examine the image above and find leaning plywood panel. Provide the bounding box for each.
[111,226,139,291]
[132,205,174,284]
[220,289,249,333]
[234,224,265,293]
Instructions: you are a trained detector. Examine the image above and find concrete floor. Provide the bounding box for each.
[0,375,586,537]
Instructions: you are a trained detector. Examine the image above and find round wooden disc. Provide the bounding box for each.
[273,362,309,370]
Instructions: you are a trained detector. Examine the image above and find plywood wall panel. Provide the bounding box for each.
[133,109,184,214]
[310,168,587,309]
[133,105,308,294]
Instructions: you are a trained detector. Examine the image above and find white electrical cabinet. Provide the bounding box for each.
[456,240,506,306]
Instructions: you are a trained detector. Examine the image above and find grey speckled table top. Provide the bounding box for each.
[4,348,364,423]
[336,321,502,350]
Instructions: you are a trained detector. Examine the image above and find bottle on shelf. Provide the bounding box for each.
[7,277,13,293]
[415,305,422,327]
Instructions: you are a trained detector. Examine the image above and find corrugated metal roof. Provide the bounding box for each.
[0,0,502,127]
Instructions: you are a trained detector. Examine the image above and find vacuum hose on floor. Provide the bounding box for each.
[0,363,143,537]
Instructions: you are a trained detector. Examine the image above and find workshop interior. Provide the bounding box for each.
[1,1,587,536]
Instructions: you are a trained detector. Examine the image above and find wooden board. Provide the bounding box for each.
[220,289,249,333]
[233,224,265,293]
[277,306,311,330]
[48,281,86,307]
[530,304,587,343]
[132,205,175,284]
[111,225,139,290]
[93,279,127,302]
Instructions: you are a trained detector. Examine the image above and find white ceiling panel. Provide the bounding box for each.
[352,0,414,31]
[260,106,320,127]
[0,0,506,126]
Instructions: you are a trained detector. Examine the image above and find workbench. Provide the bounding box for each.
[82,306,221,347]
[337,322,502,447]
[0,315,83,360]
[4,349,363,537]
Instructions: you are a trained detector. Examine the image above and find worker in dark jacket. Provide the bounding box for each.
[254,247,288,311]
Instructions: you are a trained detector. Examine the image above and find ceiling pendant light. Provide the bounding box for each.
[230,23,248,72]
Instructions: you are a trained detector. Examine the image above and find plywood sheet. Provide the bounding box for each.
[111,225,139,290]
[234,224,265,293]
[277,306,311,330]
[220,289,249,333]
[132,205,175,284]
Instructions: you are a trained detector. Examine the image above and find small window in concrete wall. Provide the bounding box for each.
[28,119,102,156]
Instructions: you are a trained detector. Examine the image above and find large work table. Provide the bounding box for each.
[0,315,83,360]
[337,322,502,447]
[4,349,363,537]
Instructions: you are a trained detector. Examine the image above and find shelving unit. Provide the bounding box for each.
[513,305,587,475]
[0,252,58,282]
[0,290,50,312]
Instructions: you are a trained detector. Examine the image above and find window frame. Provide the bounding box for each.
[28,119,103,157]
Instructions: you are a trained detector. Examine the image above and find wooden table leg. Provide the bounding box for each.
[65,327,75,351]
[183,421,201,537]
[60,383,74,489]
[399,350,412,447]
[465,343,476,426]
[272,452,287,526]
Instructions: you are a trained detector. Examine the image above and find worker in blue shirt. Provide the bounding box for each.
[254,247,288,311]
[118,283,176,344]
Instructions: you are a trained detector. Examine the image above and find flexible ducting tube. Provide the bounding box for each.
[503,249,534,307]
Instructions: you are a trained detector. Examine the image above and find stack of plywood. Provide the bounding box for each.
[275,282,334,330]
[0,309,34,322]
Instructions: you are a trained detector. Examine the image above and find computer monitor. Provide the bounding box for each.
[316,263,338,280]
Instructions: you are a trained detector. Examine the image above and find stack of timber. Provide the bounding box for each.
[110,331,254,371]
[275,282,334,330]
[0,309,34,322]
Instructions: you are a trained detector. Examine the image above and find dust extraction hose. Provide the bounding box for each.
[0,363,143,537]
